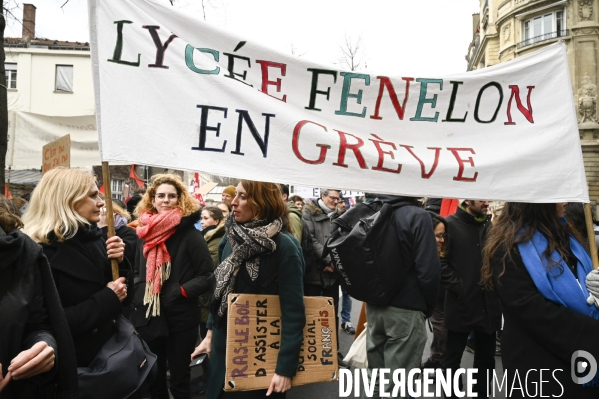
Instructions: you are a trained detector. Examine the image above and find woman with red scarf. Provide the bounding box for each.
[130,174,213,399]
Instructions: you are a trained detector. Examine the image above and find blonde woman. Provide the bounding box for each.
[22,168,130,371]
[130,174,213,399]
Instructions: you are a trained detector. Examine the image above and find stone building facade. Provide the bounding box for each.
[466,0,599,204]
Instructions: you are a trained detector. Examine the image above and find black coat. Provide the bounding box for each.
[42,225,133,368]
[492,247,599,398]
[443,207,501,333]
[301,200,340,286]
[131,211,214,333]
[378,195,440,317]
[101,224,138,268]
[0,228,78,399]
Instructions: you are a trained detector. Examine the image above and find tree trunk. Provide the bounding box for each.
[0,12,6,195]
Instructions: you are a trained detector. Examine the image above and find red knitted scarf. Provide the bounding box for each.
[137,208,182,317]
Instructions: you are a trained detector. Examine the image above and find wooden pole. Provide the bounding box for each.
[6,166,10,196]
[584,203,599,270]
[102,161,120,280]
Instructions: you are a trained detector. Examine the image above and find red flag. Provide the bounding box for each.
[129,164,145,188]
[4,186,12,199]
[193,172,205,206]
[99,185,105,195]
[440,199,459,217]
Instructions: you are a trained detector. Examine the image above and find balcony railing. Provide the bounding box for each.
[517,29,568,49]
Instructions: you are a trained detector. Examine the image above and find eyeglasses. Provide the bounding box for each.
[435,233,447,240]
[155,193,178,200]
[327,195,340,202]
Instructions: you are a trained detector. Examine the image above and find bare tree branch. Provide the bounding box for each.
[335,33,368,72]
[287,42,307,57]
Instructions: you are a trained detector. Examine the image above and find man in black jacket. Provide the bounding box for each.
[364,195,440,397]
[302,188,350,368]
[443,200,501,398]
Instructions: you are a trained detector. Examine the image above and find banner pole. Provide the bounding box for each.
[6,166,10,196]
[102,161,120,280]
[584,203,599,270]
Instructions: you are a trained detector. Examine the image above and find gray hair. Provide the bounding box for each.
[321,189,341,197]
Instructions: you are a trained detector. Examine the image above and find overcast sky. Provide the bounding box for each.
[6,0,480,76]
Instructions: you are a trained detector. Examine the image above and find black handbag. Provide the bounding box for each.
[77,316,157,399]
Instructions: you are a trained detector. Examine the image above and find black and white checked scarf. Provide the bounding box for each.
[211,216,282,318]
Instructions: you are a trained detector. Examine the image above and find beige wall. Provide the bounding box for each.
[5,47,94,116]
[468,0,599,204]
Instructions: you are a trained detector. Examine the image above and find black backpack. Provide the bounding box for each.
[325,200,411,306]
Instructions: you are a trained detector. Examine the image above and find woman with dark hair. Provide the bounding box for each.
[198,205,225,354]
[482,202,599,397]
[422,212,449,370]
[200,206,225,267]
[0,196,78,398]
[191,180,305,399]
[216,201,232,219]
[131,173,213,399]
[564,202,599,251]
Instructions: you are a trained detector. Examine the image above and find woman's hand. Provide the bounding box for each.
[107,277,127,302]
[7,341,55,381]
[191,330,212,360]
[586,269,599,308]
[266,374,291,396]
[0,364,11,392]
[106,236,125,264]
[98,207,108,228]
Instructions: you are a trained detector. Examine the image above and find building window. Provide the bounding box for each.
[521,10,566,47]
[111,179,124,200]
[5,63,17,89]
[55,65,73,92]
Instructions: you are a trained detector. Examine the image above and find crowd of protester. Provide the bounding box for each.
[2,168,599,399]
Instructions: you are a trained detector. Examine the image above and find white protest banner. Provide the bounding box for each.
[88,0,587,202]
[8,111,100,170]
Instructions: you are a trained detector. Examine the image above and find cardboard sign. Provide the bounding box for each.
[42,134,70,173]
[225,294,338,392]
[196,181,218,196]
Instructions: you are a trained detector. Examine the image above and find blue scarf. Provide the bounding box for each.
[518,230,599,319]
[518,228,599,387]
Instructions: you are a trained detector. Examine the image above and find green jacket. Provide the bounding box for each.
[206,232,305,399]
[199,222,226,324]
[203,221,226,268]
[287,202,303,243]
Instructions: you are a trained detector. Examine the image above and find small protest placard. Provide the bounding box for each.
[225,294,338,392]
[42,134,70,173]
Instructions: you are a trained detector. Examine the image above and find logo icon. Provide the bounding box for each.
[571,350,597,385]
